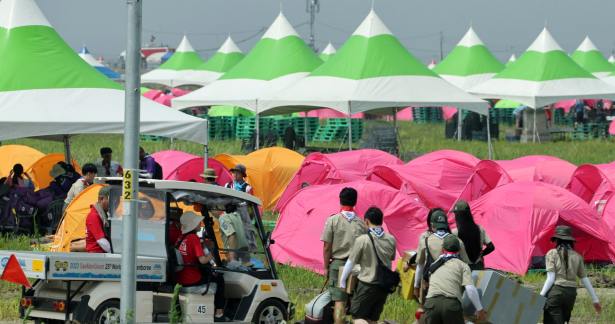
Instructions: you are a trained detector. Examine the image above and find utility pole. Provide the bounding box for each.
[306,0,320,52]
[121,0,142,323]
[439,30,444,61]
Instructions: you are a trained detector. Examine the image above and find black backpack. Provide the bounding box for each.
[153,161,163,180]
[367,233,400,294]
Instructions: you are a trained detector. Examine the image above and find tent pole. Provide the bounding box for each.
[255,112,260,150]
[347,103,352,151]
[393,108,399,155]
[304,116,309,148]
[486,112,493,159]
[63,135,72,163]
[204,107,210,169]
[533,108,537,143]
[457,108,463,141]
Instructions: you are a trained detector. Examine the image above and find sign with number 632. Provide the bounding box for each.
[122,169,136,201]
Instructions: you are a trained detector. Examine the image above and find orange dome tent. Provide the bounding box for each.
[0,145,80,190]
[214,147,304,210]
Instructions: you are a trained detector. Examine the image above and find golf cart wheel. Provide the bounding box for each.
[252,299,287,324]
[93,299,121,324]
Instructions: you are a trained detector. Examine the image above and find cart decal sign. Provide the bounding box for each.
[0,254,46,279]
[47,257,166,282]
[196,305,208,315]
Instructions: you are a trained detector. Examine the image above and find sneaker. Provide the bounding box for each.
[214,315,231,322]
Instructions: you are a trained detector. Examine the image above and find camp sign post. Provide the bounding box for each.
[122,169,137,201]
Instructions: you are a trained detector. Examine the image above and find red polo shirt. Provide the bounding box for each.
[85,205,107,253]
[176,233,205,286]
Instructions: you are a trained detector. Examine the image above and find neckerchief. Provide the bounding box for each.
[369,226,385,238]
[340,210,356,222]
[233,180,246,191]
[433,230,449,239]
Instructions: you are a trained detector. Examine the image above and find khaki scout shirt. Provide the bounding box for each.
[349,232,396,283]
[546,248,586,288]
[426,258,473,302]
[452,225,492,263]
[320,212,368,260]
[219,211,249,250]
[416,233,470,266]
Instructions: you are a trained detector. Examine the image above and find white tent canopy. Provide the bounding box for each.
[0,0,207,144]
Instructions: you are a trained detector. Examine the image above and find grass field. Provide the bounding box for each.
[1,121,615,323]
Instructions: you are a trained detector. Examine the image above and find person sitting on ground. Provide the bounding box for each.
[452,200,495,270]
[85,186,112,253]
[95,147,123,177]
[540,225,601,324]
[200,168,218,185]
[422,235,486,324]
[64,163,97,207]
[139,147,163,179]
[224,164,253,194]
[340,207,396,324]
[176,212,228,322]
[7,164,34,189]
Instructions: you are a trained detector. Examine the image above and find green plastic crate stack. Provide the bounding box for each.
[140,134,165,142]
[412,107,429,124]
[274,117,294,137]
[430,107,443,122]
[312,118,363,142]
[291,117,319,140]
[208,117,236,140]
[235,117,277,140]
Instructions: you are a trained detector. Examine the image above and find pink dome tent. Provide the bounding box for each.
[272,181,429,273]
[469,182,613,274]
[567,164,615,216]
[457,156,576,203]
[369,150,480,209]
[275,149,402,211]
[151,150,232,185]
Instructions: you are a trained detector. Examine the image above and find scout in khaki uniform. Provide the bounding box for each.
[413,210,470,302]
[339,207,396,324]
[423,235,486,324]
[403,208,443,272]
[540,226,601,324]
[321,187,368,324]
[452,200,495,270]
[218,204,249,263]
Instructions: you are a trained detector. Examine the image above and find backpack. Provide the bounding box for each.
[367,233,400,294]
[153,161,163,180]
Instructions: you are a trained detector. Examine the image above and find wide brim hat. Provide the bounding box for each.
[200,168,217,179]
[180,211,204,234]
[229,164,247,177]
[551,225,576,242]
[49,163,66,178]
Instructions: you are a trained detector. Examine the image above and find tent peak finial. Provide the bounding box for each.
[0,0,52,29]
[353,8,392,37]
[262,10,299,40]
[577,35,599,52]
[528,27,562,53]
[458,26,484,47]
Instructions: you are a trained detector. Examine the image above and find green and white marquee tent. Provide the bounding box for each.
[181,36,245,86]
[471,28,615,108]
[173,12,323,111]
[260,10,487,117]
[434,27,504,91]
[0,0,207,145]
[319,42,336,61]
[609,55,615,65]
[571,36,614,78]
[141,35,206,87]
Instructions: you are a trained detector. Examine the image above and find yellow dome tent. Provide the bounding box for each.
[214,147,305,210]
[51,184,103,252]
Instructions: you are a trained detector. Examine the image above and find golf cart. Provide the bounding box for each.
[4,178,293,323]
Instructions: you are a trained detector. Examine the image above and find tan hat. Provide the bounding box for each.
[200,168,217,179]
[49,163,66,178]
[180,211,204,234]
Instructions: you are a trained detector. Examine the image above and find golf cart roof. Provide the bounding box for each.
[98,177,262,206]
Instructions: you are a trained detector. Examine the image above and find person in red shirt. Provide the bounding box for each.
[85,186,112,253]
[177,212,228,321]
[168,207,183,246]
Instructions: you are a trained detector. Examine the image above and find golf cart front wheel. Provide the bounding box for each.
[93,299,121,324]
[252,299,288,324]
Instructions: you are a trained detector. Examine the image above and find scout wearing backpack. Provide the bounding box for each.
[540,225,602,324]
[339,207,397,323]
[423,235,486,324]
[413,210,470,303]
[320,187,367,324]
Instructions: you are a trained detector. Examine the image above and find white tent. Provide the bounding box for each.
[0,0,207,146]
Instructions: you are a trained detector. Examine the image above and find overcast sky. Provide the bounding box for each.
[37,0,615,63]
